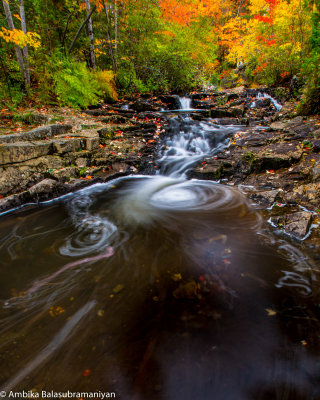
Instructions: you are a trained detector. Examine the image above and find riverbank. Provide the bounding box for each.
[0,87,319,252]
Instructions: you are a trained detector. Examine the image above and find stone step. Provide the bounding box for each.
[0,141,53,165]
[0,134,100,165]
[0,124,72,144]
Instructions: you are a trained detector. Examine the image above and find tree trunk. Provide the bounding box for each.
[104,1,117,72]
[114,0,118,65]
[1,0,30,89]
[69,5,96,54]
[19,0,31,87]
[61,12,74,51]
[85,0,96,69]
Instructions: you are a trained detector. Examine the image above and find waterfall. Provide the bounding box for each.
[157,115,241,177]
[250,92,282,111]
[178,96,192,110]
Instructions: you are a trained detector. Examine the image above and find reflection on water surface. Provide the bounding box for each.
[0,114,320,400]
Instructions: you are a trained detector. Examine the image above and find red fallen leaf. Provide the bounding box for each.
[83,369,91,377]
[199,275,205,282]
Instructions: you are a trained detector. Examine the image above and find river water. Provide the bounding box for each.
[0,104,320,400]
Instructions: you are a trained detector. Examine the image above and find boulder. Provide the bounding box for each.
[209,108,236,118]
[311,167,320,182]
[158,95,180,109]
[270,211,312,240]
[251,189,282,206]
[251,98,272,108]
[132,100,157,112]
[311,140,320,152]
[100,115,129,124]
[283,183,320,207]
[28,178,65,197]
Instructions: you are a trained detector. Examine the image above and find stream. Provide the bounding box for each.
[0,101,320,400]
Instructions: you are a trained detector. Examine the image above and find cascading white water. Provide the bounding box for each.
[178,96,192,110]
[157,117,241,177]
[250,92,282,111]
[62,101,244,228]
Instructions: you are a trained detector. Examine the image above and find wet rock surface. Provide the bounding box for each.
[185,87,320,246]
[0,87,319,250]
[0,102,167,208]
[270,211,313,240]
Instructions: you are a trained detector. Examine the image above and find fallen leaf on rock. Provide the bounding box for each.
[265,308,277,316]
[173,281,197,299]
[49,306,65,317]
[172,273,182,281]
[83,369,91,377]
[113,284,124,294]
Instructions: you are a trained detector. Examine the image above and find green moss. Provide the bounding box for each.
[50,116,65,123]
[12,112,35,125]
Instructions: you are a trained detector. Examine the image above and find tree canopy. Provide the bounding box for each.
[0,0,319,111]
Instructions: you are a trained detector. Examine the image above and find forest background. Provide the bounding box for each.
[1,0,320,114]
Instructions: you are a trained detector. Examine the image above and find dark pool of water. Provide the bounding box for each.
[0,174,320,400]
[1,113,320,400]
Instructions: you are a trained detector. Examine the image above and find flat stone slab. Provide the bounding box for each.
[51,138,84,154]
[0,124,72,144]
[252,142,303,171]
[0,141,52,165]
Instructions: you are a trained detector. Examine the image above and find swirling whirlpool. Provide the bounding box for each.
[0,109,319,400]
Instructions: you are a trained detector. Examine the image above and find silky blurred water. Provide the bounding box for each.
[0,112,319,400]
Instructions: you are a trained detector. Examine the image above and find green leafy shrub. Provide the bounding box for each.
[49,57,117,109]
[94,70,118,101]
[297,11,320,115]
[296,56,320,115]
[53,60,98,108]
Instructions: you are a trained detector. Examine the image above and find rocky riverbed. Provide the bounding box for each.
[0,87,319,253]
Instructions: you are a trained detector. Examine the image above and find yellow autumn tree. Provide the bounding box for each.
[219,0,312,83]
[0,27,41,48]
